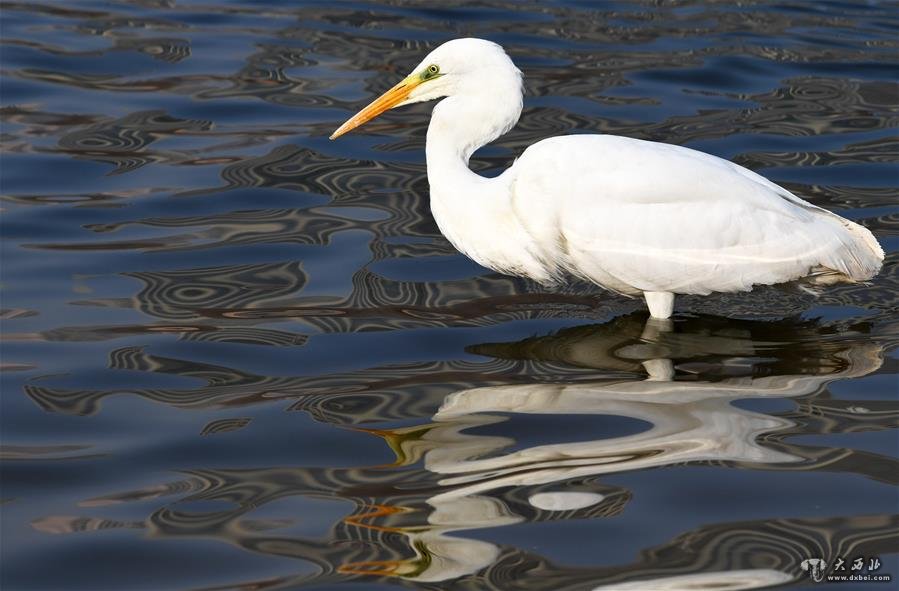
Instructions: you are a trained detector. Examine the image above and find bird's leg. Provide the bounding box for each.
[643,291,674,319]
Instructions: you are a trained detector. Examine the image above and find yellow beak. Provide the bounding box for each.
[330,75,420,140]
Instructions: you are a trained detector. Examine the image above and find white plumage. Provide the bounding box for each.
[331,38,883,318]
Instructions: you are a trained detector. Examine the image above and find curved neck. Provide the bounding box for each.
[420,81,558,282]
[425,82,523,191]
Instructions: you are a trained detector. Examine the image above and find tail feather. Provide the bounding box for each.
[819,217,883,283]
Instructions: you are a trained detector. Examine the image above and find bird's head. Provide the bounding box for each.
[330,38,521,140]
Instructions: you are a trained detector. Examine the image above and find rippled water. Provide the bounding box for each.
[2,2,898,590]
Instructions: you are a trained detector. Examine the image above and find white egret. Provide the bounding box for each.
[330,38,884,319]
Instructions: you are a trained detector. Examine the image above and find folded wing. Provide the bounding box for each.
[509,135,883,295]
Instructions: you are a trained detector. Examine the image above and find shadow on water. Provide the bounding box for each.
[21,313,899,589]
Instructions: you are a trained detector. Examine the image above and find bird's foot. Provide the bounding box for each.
[643,291,674,319]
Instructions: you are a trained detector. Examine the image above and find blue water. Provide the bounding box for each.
[1,2,897,590]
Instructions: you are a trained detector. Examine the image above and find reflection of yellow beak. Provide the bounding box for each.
[355,424,437,467]
[330,76,420,139]
[339,558,415,577]
[339,540,432,579]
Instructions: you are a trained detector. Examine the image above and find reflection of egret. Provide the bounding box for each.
[351,321,884,582]
[29,317,893,587]
[331,38,883,318]
[468,312,884,379]
[427,372,868,498]
[590,570,793,591]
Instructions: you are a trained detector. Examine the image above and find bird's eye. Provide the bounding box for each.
[427,64,439,76]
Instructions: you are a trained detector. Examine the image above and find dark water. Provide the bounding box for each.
[2,1,898,590]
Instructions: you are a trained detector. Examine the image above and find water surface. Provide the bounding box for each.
[2,1,898,590]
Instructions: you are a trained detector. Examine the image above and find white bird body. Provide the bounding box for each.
[331,38,883,318]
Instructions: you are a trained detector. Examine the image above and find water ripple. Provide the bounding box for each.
[2,1,897,590]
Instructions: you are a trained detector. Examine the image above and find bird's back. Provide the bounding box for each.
[507,134,883,295]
